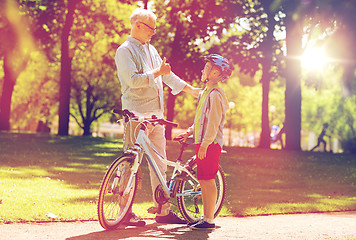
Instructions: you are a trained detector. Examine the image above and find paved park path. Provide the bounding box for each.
[1,211,356,240]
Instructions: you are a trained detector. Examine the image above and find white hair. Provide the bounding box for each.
[130,8,156,25]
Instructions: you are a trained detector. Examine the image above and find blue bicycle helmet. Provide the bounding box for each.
[203,54,232,82]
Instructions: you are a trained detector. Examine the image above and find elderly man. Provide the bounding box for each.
[115,8,200,225]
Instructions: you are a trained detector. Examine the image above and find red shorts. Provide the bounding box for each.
[195,143,221,180]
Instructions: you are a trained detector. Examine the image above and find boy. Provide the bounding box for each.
[178,54,232,230]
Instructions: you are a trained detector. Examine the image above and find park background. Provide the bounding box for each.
[0,0,355,153]
[0,0,356,223]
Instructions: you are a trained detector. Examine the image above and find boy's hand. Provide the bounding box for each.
[177,132,189,143]
[197,146,207,159]
[183,85,202,98]
[191,87,202,98]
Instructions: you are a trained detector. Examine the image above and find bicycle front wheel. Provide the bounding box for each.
[97,154,137,230]
[177,162,226,223]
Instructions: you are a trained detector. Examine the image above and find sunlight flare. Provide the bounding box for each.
[301,47,328,71]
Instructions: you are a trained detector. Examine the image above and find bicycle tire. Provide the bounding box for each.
[97,154,137,230]
[176,163,226,223]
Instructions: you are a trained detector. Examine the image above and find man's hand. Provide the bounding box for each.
[159,57,171,75]
[154,57,171,78]
[183,85,202,98]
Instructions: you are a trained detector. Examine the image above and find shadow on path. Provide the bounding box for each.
[66,222,213,240]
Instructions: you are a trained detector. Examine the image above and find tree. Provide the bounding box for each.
[3,0,134,135]
[206,0,285,149]
[309,0,356,97]
[1,0,66,132]
[66,0,133,136]
[251,0,282,148]
[300,0,356,151]
[70,58,121,135]
[153,0,243,139]
[0,1,32,131]
[281,0,356,150]
[282,1,304,151]
[58,0,81,136]
[10,52,59,131]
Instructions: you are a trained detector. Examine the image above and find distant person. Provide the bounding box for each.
[270,125,279,143]
[311,123,329,152]
[276,123,285,149]
[271,124,285,149]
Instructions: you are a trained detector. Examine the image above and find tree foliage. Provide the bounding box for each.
[0,0,66,131]
[68,0,132,135]
[1,0,355,153]
[0,0,35,130]
[152,0,243,139]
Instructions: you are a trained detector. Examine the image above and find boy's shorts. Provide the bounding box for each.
[195,143,221,180]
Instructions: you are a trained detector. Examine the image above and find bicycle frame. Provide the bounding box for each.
[122,120,199,198]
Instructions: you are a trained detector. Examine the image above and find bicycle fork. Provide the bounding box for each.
[115,145,144,197]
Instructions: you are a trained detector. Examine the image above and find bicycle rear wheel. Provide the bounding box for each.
[97,155,137,230]
[177,162,226,223]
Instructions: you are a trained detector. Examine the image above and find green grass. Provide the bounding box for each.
[0,132,355,223]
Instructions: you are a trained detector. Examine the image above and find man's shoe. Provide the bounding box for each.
[155,211,187,224]
[123,212,146,227]
[190,220,215,230]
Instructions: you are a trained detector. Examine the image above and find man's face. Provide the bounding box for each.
[138,17,156,43]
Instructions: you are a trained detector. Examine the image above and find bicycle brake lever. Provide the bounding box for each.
[173,136,184,144]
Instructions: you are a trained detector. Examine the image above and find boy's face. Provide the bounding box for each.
[201,62,221,82]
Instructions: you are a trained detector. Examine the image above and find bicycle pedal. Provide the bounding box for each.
[147,206,158,214]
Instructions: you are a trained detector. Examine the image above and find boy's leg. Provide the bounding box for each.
[194,143,221,221]
[200,179,217,220]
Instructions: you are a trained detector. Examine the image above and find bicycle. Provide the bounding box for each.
[97,109,226,230]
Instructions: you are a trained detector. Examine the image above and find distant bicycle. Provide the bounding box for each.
[97,110,226,230]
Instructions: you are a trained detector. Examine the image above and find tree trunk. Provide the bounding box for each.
[259,67,271,148]
[165,90,176,140]
[284,14,302,151]
[165,20,185,140]
[58,0,78,136]
[82,85,93,136]
[83,119,91,136]
[0,55,15,131]
[143,0,148,9]
[0,3,29,131]
[258,9,275,149]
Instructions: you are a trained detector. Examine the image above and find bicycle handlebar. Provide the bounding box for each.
[115,109,178,128]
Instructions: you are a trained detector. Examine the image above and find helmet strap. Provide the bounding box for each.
[205,74,225,85]
[204,65,213,84]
